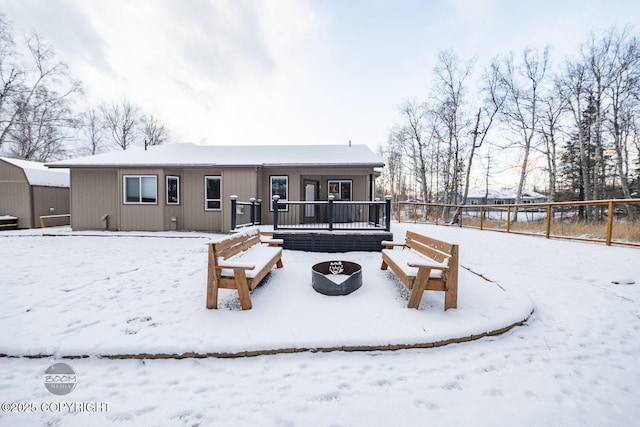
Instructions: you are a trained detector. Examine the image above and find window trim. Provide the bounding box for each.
[123,175,158,205]
[327,179,353,201]
[204,175,222,211]
[270,175,289,211]
[166,175,180,205]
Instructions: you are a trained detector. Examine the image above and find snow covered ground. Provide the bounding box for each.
[1,222,639,426]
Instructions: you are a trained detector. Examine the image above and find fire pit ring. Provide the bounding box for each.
[311,260,362,296]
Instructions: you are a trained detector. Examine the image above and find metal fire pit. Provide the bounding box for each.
[311,260,362,296]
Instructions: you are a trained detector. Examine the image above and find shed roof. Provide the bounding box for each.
[1,157,70,188]
[47,143,385,168]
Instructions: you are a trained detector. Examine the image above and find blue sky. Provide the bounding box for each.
[3,0,639,157]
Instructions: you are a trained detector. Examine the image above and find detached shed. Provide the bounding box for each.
[465,189,548,205]
[0,157,70,229]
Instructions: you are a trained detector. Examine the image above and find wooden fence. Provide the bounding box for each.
[397,199,640,248]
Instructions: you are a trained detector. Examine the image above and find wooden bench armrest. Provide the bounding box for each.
[216,261,256,270]
[381,240,406,249]
[261,238,284,246]
[407,260,449,270]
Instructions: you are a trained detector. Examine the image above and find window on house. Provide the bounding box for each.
[270,176,288,211]
[166,176,180,205]
[328,180,352,200]
[205,176,222,210]
[124,176,157,204]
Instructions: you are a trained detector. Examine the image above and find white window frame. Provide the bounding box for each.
[166,176,180,205]
[205,176,222,211]
[123,175,157,204]
[270,175,289,211]
[328,180,352,201]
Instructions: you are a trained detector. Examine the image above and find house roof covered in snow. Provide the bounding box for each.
[1,157,70,188]
[466,188,547,200]
[47,143,385,169]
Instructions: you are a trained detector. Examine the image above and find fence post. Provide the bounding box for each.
[272,195,280,230]
[507,206,512,233]
[328,196,335,231]
[385,195,392,232]
[230,195,238,230]
[545,204,552,239]
[606,200,614,246]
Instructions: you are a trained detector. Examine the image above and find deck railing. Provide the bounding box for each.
[272,195,392,231]
[230,196,262,230]
[397,199,640,247]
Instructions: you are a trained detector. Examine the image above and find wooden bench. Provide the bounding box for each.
[206,228,283,310]
[381,231,459,310]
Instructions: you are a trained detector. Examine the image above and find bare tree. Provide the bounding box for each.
[141,112,170,149]
[78,108,106,156]
[605,27,640,207]
[3,31,81,160]
[0,13,20,151]
[495,47,550,219]
[7,86,77,161]
[101,99,140,150]
[557,57,592,203]
[378,132,404,203]
[538,93,565,201]
[432,50,474,205]
[460,61,504,207]
[0,19,81,160]
[393,100,431,203]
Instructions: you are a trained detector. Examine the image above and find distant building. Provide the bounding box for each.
[464,189,547,206]
[0,157,70,228]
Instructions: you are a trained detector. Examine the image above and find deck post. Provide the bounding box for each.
[256,199,262,225]
[272,195,280,230]
[385,195,392,232]
[250,198,256,226]
[230,195,238,230]
[328,195,335,231]
[374,197,381,226]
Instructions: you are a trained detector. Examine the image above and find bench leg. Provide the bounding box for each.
[206,247,218,309]
[380,260,388,270]
[445,245,459,310]
[444,277,458,310]
[276,257,283,268]
[234,269,253,310]
[407,267,431,309]
[206,279,219,309]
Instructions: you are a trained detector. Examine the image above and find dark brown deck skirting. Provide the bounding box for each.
[0,310,533,361]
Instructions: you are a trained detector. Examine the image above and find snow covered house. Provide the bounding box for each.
[47,143,384,233]
[464,188,548,205]
[0,157,70,229]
